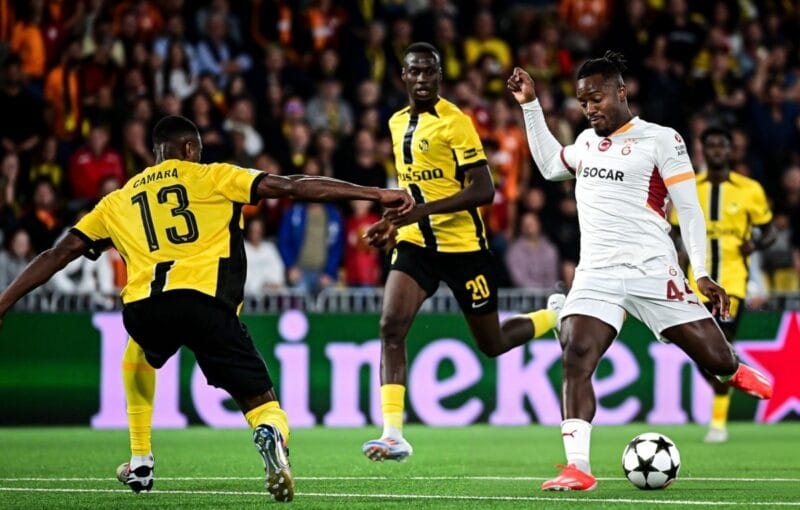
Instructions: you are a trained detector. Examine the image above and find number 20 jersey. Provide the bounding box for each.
[389,98,489,253]
[72,159,264,309]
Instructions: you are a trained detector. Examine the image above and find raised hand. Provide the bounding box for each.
[507,67,537,104]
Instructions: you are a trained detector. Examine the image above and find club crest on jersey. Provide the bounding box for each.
[598,138,612,151]
[621,138,637,155]
[418,138,430,152]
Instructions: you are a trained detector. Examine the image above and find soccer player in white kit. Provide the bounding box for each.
[507,52,774,491]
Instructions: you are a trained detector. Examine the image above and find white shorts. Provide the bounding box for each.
[561,257,713,340]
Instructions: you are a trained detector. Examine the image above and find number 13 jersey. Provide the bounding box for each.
[71,160,264,309]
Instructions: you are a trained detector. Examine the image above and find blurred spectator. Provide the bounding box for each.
[278,158,344,294]
[689,46,746,125]
[344,199,382,287]
[335,129,385,187]
[762,211,799,292]
[602,0,653,77]
[0,54,44,171]
[29,136,63,191]
[464,10,511,73]
[550,194,580,289]
[187,91,228,163]
[195,0,243,47]
[44,36,82,142]
[313,129,336,177]
[433,15,464,84]
[154,39,197,101]
[120,118,154,177]
[68,124,125,201]
[0,0,16,52]
[244,216,286,295]
[505,211,560,290]
[276,118,312,174]
[0,228,36,289]
[486,98,530,241]
[17,178,62,253]
[152,14,195,67]
[196,11,252,88]
[559,0,612,45]
[223,96,264,159]
[301,0,347,55]
[249,0,297,55]
[651,0,707,78]
[112,0,164,44]
[0,152,19,241]
[412,0,457,43]
[306,78,353,139]
[10,0,46,85]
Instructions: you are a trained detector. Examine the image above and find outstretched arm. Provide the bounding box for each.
[255,174,413,213]
[0,233,87,319]
[507,67,575,182]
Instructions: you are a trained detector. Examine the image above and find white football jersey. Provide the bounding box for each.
[560,117,696,269]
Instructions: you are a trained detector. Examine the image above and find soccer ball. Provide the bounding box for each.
[622,432,681,490]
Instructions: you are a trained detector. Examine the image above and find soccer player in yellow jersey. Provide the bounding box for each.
[361,43,559,462]
[0,115,413,501]
[670,126,775,443]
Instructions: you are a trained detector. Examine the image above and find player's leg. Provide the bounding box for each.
[442,249,559,356]
[540,273,626,492]
[539,313,617,492]
[363,268,429,461]
[702,298,742,443]
[628,264,771,399]
[187,298,294,502]
[116,338,156,493]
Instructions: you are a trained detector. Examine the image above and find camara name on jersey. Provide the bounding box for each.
[133,168,179,188]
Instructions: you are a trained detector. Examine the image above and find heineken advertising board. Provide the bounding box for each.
[0,310,797,427]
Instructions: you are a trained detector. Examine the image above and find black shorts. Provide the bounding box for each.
[122,290,272,398]
[391,241,498,314]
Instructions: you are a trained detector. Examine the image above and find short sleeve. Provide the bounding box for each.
[71,196,113,260]
[655,128,695,184]
[749,182,773,226]
[209,163,266,204]
[449,113,486,169]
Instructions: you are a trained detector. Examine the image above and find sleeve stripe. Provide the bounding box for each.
[249,172,268,204]
[559,147,576,175]
[457,159,488,172]
[664,171,694,187]
[69,227,93,245]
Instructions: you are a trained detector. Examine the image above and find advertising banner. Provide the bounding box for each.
[1,310,797,427]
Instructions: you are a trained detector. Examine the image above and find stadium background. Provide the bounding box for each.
[0,0,798,428]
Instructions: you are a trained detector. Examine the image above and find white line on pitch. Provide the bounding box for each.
[0,487,799,506]
[1,475,799,482]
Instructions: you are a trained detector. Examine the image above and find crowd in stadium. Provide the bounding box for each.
[0,0,798,300]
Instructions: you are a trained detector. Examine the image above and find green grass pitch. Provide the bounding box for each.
[1,423,798,509]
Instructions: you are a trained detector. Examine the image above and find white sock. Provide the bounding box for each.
[561,419,591,473]
[130,453,154,470]
[382,425,403,440]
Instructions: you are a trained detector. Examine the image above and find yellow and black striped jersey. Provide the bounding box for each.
[669,171,772,299]
[72,159,264,309]
[389,97,489,252]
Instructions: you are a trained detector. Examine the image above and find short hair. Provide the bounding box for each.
[701,125,733,144]
[404,42,441,63]
[576,51,627,82]
[152,115,199,145]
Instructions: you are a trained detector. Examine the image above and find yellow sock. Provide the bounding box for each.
[381,384,405,437]
[245,401,290,442]
[710,391,732,430]
[122,339,155,456]
[528,309,558,337]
